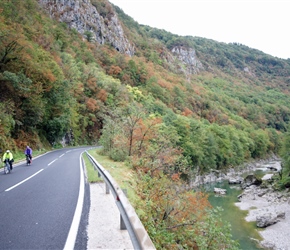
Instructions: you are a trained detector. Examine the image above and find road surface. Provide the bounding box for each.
[0,147,90,250]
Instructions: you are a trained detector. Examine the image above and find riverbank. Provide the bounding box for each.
[193,156,290,250]
[235,182,290,250]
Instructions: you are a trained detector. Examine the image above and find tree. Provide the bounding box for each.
[41,79,74,145]
[278,126,290,188]
[123,102,145,156]
[250,129,270,158]
[84,31,94,42]
[194,207,240,250]
[134,122,183,175]
[0,101,15,150]
[136,173,239,249]
[0,33,23,72]
[199,131,218,173]
[134,115,162,157]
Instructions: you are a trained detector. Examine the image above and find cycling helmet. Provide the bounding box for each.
[6,150,10,153]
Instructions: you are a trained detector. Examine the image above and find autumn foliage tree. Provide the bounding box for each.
[135,172,239,249]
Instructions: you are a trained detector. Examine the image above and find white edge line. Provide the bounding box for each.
[63,154,85,250]
[5,169,44,192]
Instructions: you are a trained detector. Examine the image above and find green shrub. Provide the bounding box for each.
[109,148,127,162]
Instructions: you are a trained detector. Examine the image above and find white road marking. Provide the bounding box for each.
[48,159,57,166]
[5,169,44,192]
[59,154,65,158]
[63,154,85,250]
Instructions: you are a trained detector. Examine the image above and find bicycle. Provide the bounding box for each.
[26,154,31,165]
[3,159,11,174]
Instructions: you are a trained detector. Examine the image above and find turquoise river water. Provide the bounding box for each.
[205,181,264,250]
[200,162,279,249]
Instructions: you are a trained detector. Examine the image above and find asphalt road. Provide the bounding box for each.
[0,147,91,250]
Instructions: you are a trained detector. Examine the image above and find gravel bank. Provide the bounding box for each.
[235,186,290,250]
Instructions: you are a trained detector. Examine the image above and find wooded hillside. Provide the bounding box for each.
[1,0,289,169]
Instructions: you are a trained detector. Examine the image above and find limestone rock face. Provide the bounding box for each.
[38,0,135,56]
[171,46,204,75]
[38,0,204,77]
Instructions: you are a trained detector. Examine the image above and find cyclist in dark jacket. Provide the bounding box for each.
[24,146,33,163]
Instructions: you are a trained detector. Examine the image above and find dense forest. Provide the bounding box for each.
[1,0,290,248]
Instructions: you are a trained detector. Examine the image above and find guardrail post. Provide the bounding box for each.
[120,214,126,230]
[105,183,110,194]
[120,189,127,230]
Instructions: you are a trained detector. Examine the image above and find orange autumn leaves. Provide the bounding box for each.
[137,171,211,249]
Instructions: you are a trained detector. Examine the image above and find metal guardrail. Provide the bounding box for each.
[85,151,156,250]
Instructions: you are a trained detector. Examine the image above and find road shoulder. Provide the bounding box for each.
[87,182,134,250]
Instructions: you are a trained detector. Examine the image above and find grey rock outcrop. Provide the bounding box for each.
[170,46,204,77]
[256,211,285,228]
[38,0,135,56]
[241,174,262,189]
[38,0,205,78]
[228,177,243,184]
[171,46,203,74]
[214,187,226,195]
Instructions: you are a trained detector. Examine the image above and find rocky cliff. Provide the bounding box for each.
[38,0,203,76]
[38,0,135,56]
[171,46,204,76]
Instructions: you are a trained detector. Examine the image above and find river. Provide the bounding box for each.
[202,161,280,250]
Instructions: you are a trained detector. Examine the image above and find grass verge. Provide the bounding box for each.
[87,148,139,206]
[83,152,103,183]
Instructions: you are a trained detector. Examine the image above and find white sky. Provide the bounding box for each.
[109,0,290,59]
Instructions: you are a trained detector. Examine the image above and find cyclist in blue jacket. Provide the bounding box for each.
[24,146,33,164]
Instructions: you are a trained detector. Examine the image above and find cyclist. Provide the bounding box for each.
[24,145,33,164]
[2,150,14,170]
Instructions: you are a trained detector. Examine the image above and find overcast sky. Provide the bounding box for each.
[109,0,290,59]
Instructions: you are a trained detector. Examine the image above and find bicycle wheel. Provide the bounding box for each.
[4,162,10,174]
